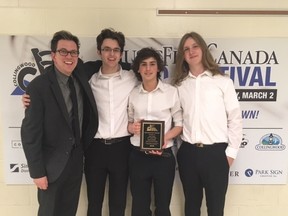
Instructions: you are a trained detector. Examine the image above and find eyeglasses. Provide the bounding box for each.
[101,47,121,53]
[56,49,79,57]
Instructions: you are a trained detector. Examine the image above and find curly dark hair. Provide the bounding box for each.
[131,47,164,81]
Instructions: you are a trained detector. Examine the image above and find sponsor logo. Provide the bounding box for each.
[240,134,249,148]
[11,48,51,95]
[11,140,22,149]
[245,169,254,177]
[255,133,285,151]
[255,169,283,177]
[244,168,283,178]
[10,164,20,173]
[9,163,29,173]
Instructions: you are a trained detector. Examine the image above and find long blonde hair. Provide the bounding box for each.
[172,32,223,86]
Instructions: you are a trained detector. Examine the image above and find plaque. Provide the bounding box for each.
[140,120,165,151]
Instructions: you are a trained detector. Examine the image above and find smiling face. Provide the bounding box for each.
[98,38,122,72]
[51,39,79,76]
[138,57,159,83]
[183,37,203,68]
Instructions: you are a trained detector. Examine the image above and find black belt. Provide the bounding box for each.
[191,142,227,148]
[95,136,130,145]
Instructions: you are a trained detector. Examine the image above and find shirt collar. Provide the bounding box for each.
[188,70,213,78]
[139,79,165,93]
[54,66,70,84]
[98,65,123,79]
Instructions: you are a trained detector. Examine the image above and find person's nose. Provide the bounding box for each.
[188,47,194,54]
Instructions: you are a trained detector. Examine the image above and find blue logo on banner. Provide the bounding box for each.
[255,133,285,151]
[11,48,51,95]
[245,169,254,177]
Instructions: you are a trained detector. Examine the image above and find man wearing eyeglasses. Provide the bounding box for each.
[83,28,137,216]
[21,30,98,216]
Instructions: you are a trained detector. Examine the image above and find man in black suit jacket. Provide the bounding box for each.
[21,30,98,216]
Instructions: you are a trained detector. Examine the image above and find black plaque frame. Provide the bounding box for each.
[140,120,165,151]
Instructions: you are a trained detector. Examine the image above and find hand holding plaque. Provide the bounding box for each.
[140,120,165,151]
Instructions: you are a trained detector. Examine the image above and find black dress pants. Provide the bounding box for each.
[84,137,131,216]
[129,147,176,216]
[37,146,83,216]
[177,142,229,216]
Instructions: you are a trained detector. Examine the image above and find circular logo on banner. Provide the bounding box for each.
[245,169,254,177]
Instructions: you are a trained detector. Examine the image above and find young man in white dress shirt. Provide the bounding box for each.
[127,47,183,216]
[173,32,242,216]
[84,28,138,216]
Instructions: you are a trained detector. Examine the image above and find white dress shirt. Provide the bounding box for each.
[177,70,242,159]
[128,80,183,148]
[89,67,138,139]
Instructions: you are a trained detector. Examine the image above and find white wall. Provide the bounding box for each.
[1,0,288,215]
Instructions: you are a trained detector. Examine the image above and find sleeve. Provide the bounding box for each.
[21,82,46,179]
[127,94,135,123]
[171,88,183,127]
[224,79,243,159]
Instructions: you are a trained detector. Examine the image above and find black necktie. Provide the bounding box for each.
[68,76,81,147]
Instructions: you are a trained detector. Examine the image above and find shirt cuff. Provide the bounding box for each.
[225,146,239,159]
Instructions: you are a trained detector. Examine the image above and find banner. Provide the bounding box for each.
[1,35,287,184]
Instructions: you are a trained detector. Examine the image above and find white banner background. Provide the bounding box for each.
[1,36,287,184]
